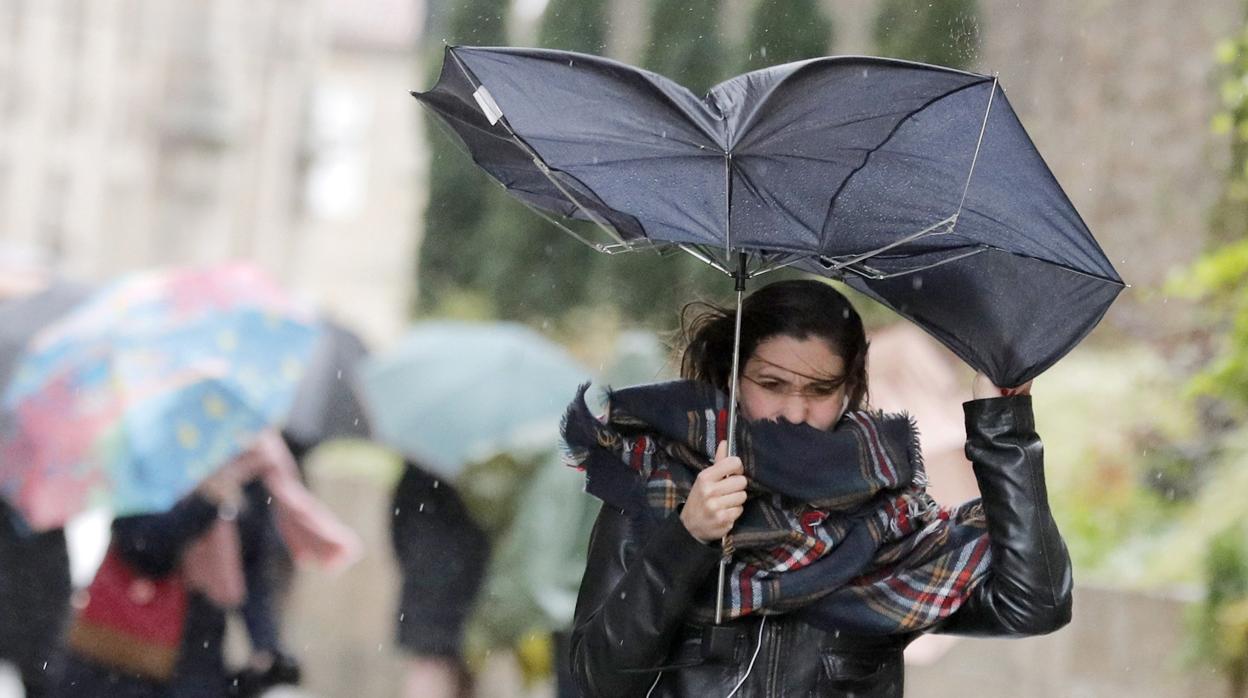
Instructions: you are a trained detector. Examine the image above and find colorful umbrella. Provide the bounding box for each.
[0,264,320,530]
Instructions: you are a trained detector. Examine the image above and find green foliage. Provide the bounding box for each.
[1175,16,1248,695]
[462,0,610,323]
[539,0,609,52]
[416,0,510,315]
[872,0,981,70]
[1210,23,1248,244]
[742,0,834,72]
[1170,239,1248,408]
[643,0,726,95]
[1169,22,1248,411]
[1187,523,1248,696]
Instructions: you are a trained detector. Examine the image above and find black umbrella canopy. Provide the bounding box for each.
[413,46,1124,387]
[283,320,371,454]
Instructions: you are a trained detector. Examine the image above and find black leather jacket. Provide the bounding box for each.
[570,396,1073,697]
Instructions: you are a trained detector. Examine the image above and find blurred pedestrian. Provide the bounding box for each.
[0,500,71,698]
[390,461,488,698]
[53,430,358,698]
[564,280,1074,697]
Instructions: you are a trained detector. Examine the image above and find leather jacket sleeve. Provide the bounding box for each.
[570,507,721,698]
[934,395,1074,636]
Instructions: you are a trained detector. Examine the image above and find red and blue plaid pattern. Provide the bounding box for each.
[562,380,992,635]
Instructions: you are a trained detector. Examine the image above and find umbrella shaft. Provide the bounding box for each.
[715,556,728,624]
[726,253,747,456]
[717,252,747,626]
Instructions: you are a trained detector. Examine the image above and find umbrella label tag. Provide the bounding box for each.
[473,86,504,126]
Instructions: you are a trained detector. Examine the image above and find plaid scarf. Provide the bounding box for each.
[562,380,992,635]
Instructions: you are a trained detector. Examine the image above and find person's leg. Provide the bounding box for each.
[401,656,462,698]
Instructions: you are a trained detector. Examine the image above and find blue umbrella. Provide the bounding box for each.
[0,264,319,529]
[355,321,591,479]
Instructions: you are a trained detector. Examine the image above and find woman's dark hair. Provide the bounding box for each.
[679,279,870,409]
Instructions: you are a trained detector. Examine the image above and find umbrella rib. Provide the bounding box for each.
[748,253,807,278]
[816,215,957,272]
[502,187,639,253]
[952,77,999,226]
[842,243,1128,286]
[679,245,734,275]
[839,245,988,280]
[444,48,635,250]
[820,79,995,247]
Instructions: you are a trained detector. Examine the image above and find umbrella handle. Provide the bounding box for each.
[716,252,748,625]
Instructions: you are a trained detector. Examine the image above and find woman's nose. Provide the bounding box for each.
[781,395,808,424]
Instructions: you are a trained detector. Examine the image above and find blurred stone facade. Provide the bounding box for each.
[0,0,423,346]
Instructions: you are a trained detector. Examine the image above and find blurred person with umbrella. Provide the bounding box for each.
[472,331,667,698]
[415,49,1120,695]
[356,321,590,698]
[229,320,372,696]
[0,264,360,697]
[0,279,92,698]
[54,429,359,698]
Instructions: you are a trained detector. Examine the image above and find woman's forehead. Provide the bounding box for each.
[748,336,845,381]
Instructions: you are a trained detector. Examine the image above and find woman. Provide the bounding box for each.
[54,430,358,698]
[564,280,1072,697]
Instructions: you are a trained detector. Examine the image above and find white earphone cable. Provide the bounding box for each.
[725,616,767,698]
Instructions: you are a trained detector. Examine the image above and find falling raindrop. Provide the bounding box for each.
[433,480,440,488]
[911,276,924,291]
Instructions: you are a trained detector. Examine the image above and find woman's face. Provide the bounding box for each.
[739,334,849,431]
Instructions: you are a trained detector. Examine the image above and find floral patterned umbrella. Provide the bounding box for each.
[0,264,320,530]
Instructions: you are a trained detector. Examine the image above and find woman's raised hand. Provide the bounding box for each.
[972,372,1034,400]
[680,440,749,544]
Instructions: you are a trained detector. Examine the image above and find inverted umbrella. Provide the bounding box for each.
[0,264,320,530]
[356,321,591,480]
[413,46,1123,389]
[414,46,1124,622]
